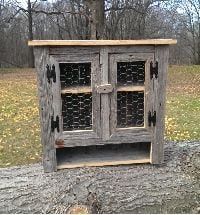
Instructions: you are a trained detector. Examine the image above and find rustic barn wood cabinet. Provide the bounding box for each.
[29,39,176,172]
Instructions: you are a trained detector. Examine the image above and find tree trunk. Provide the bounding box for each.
[198,20,200,64]
[86,0,105,39]
[27,0,34,68]
[0,141,199,213]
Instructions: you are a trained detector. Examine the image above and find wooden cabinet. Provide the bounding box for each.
[29,39,176,172]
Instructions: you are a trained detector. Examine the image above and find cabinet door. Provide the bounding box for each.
[109,53,154,143]
[50,54,101,147]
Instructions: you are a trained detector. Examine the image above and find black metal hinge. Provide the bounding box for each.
[51,115,59,132]
[148,111,156,126]
[47,64,56,83]
[150,61,158,79]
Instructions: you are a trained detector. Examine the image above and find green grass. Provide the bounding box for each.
[0,68,31,74]
[0,65,200,167]
[0,69,41,167]
[166,65,200,141]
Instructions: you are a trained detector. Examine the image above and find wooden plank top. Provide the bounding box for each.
[28,39,177,46]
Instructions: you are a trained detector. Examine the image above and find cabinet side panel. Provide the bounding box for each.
[49,56,62,140]
[34,47,57,172]
[151,45,169,164]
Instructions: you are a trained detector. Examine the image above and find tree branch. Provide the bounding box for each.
[31,9,90,20]
[105,6,145,14]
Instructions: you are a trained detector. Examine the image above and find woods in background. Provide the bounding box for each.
[0,0,200,67]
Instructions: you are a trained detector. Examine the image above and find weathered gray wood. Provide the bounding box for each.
[28,39,177,46]
[117,85,145,92]
[149,58,155,163]
[49,46,155,56]
[52,54,98,63]
[91,54,101,138]
[110,129,151,141]
[96,84,113,94]
[61,130,99,146]
[151,46,169,164]
[144,55,154,130]
[49,47,100,55]
[34,48,57,172]
[61,86,91,94]
[34,44,171,171]
[57,143,150,169]
[100,48,110,140]
[50,56,62,142]
[109,53,155,61]
[60,130,151,148]
[0,142,199,213]
[54,54,101,147]
[109,45,155,53]
[109,54,117,136]
[109,53,154,138]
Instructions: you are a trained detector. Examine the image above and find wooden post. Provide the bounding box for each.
[151,45,169,164]
[34,47,57,172]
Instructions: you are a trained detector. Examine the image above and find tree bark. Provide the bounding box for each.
[86,0,105,39]
[198,20,200,64]
[27,0,34,68]
[0,141,199,214]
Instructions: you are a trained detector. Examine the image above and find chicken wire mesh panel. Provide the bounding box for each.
[62,93,92,131]
[117,91,144,128]
[59,63,91,88]
[60,62,92,131]
[117,61,145,85]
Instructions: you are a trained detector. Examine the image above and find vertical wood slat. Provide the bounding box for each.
[49,56,62,141]
[92,55,101,137]
[144,56,154,130]
[34,48,57,172]
[151,45,169,164]
[150,53,158,164]
[109,55,117,136]
[100,48,110,140]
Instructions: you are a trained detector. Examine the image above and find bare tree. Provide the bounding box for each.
[85,0,105,39]
[1,0,199,66]
[178,0,200,64]
[27,0,34,67]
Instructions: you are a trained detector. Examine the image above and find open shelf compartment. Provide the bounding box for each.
[56,142,151,169]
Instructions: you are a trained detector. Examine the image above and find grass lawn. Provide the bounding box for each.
[166,65,200,141]
[0,66,200,167]
[0,69,41,167]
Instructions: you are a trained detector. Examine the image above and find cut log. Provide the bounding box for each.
[0,141,199,214]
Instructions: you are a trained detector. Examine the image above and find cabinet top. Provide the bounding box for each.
[28,39,177,46]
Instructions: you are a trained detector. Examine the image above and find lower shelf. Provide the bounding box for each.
[56,142,150,169]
